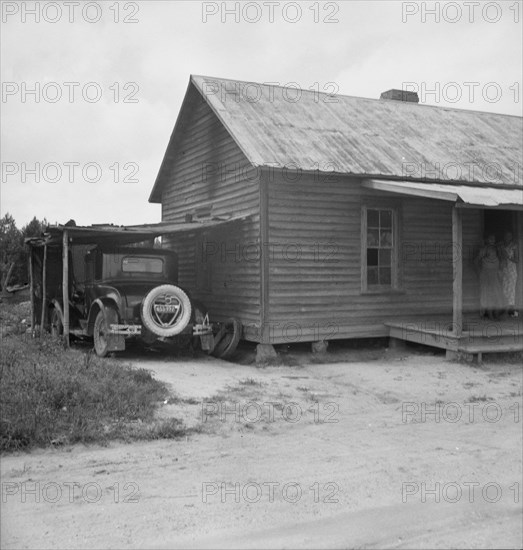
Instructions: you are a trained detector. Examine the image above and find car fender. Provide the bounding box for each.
[87,297,120,336]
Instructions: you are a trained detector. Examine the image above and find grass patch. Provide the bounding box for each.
[238,377,263,386]
[0,333,191,452]
[467,394,492,403]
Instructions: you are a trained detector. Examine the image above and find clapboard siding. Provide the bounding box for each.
[153,78,520,347]
[264,173,483,343]
[159,84,262,333]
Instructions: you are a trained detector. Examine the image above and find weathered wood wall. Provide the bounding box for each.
[159,84,262,337]
[263,172,483,344]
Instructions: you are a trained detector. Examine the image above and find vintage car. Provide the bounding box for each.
[46,245,240,358]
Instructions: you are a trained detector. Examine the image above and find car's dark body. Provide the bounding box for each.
[77,247,178,328]
[25,231,241,359]
[48,245,212,355]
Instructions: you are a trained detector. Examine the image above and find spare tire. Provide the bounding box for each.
[141,284,192,338]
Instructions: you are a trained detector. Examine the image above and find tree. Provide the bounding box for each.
[0,214,48,289]
[0,213,23,289]
[22,217,48,240]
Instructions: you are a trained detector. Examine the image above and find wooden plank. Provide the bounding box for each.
[388,325,460,350]
[260,169,269,343]
[459,343,523,353]
[62,230,70,347]
[360,205,366,292]
[28,247,35,332]
[452,207,463,336]
[40,244,47,336]
[362,179,458,202]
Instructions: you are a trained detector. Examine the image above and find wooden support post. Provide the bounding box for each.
[40,244,47,336]
[29,247,35,332]
[62,230,70,348]
[1,262,15,292]
[452,206,463,337]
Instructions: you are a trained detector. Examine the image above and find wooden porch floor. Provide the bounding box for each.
[385,314,523,361]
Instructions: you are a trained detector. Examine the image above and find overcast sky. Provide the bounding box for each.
[1,0,522,227]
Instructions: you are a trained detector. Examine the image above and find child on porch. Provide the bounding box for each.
[475,234,504,320]
[499,231,519,317]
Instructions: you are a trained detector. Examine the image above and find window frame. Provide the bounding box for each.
[360,204,401,294]
[121,256,164,274]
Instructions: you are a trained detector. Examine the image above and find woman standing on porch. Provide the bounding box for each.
[500,231,519,317]
[475,234,504,320]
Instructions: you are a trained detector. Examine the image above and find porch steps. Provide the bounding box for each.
[385,317,523,363]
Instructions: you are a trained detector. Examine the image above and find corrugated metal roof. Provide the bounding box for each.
[150,75,522,202]
[363,179,523,208]
[194,75,522,184]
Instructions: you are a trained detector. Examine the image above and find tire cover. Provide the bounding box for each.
[141,284,192,337]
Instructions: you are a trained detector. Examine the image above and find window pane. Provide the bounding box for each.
[367,267,378,285]
[363,207,396,290]
[122,257,164,273]
[380,230,393,248]
[379,267,391,285]
[367,229,379,247]
[379,249,391,266]
[367,248,378,266]
[380,210,392,228]
[367,209,379,227]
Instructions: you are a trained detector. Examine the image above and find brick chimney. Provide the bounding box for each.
[380,89,419,103]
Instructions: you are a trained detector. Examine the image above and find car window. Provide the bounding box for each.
[122,257,164,274]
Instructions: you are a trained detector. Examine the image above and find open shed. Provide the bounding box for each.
[26,217,245,345]
[149,75,523,359]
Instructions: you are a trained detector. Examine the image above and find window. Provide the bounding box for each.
[122,256,164,274]
[362,207,397,291]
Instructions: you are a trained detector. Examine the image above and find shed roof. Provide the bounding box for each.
[150,75,523,203]
[25,216,248,247]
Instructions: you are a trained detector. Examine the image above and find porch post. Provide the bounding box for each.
[452,206,463,335]
[62,230,70,347]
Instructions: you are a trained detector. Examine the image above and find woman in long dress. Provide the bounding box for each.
[499,231,519,317]
[475,234,503,320]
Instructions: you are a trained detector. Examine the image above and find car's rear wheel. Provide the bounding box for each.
[212,318,242,359]
[93,307,117,357]
[141,285,192,338]
[49,307,63,337]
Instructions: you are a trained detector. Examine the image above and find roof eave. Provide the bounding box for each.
[148,78,194,204]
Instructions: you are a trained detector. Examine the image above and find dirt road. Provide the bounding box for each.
[1,347,522,549]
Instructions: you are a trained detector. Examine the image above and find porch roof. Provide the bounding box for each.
[362,179,523,209]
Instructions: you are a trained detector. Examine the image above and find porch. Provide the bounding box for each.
[363,179,523,362]
[386,314,523,363]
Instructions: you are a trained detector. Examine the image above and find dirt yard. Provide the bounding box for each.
[1,344,522,549]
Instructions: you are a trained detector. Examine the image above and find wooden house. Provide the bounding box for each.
[149,75,523,359]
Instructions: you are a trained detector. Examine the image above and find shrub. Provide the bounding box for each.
[0,333,188,452]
